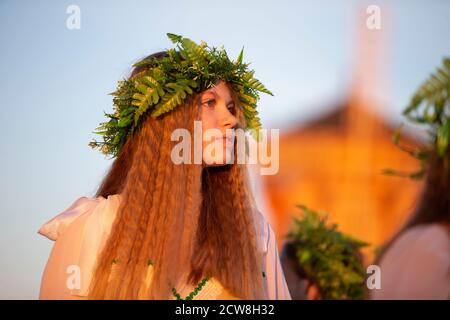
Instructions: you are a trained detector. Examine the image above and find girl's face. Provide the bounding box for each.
[200,80,238,166]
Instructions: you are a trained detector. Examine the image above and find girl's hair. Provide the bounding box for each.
[375,146,450,263]
[87,51,266,299]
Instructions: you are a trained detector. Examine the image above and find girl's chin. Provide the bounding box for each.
[203,154,234,166]
[206,162,229,167]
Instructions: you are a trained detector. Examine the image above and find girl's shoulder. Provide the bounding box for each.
[394,223,450,253]
[383,223,450,270]
[372,223,450,299]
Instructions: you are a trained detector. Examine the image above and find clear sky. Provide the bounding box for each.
[0,0,449,298]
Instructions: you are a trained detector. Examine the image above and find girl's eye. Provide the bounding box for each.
[203,99,215,107]
[227,104,236,115]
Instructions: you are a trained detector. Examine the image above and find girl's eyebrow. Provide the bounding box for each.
[202,90,217,98]
[202,91,234,105]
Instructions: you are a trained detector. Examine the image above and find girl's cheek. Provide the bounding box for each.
[203,113,218,130]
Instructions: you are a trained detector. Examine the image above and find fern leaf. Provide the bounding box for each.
[437,118,450,157]
[247,77,274,96]
[167,33,183,44]
[236,46,244,66]
[181,37,209,66]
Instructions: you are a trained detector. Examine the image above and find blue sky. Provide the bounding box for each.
[0,0,449,298]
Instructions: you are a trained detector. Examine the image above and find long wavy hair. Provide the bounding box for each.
[87,51,266,300]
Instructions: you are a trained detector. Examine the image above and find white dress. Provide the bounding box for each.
[370,223,450,300]
[37,194,292,300]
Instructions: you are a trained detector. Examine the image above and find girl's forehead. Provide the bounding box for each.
[202,80,232,97]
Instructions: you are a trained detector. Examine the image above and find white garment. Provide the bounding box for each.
[370,223,450,300]
[38,194,292,300]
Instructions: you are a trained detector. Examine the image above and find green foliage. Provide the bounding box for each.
[88,80,136,158]
[383,57,450,179]
[89,33,273,158]
[286,205,369,300]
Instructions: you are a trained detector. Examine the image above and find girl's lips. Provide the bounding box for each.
[224,137,236,146]
[213,134,235,143]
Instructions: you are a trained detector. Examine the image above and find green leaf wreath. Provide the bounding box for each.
[88,33,274,158]
[286,204,369,300]
[383,57,450,180]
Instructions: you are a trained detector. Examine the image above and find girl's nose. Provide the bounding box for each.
[220,107,238,130]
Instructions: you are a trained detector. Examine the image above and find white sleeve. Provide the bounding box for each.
[262,221,292,300]
[38,194,120,299]
[37,196,97,241]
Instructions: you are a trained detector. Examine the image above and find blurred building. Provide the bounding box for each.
[262,11,425,260]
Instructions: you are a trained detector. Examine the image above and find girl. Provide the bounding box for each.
[371,148,450,299]
[37,36,292,300]
[371,58,450,299]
